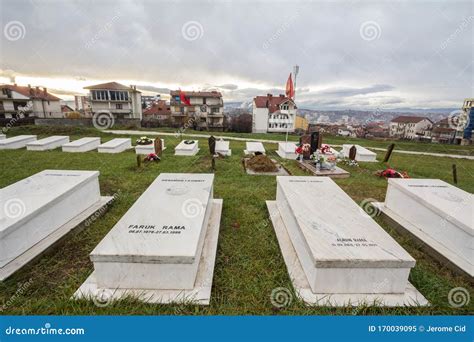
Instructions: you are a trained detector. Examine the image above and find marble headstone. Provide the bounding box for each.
[0,135,37,149]
[175,140,199,156]
[276,142,298,160]
[98,138,132,153]
[245,142,265,155]
[62,137,100,152]
[215,140,231,156]
[342,144,377,162]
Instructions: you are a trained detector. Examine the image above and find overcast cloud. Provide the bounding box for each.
[0,0,472,110]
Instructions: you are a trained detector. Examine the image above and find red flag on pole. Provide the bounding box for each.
[179,89,191,106]
[285,73,294,99]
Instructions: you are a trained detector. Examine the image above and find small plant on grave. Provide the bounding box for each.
[136,136,153,145]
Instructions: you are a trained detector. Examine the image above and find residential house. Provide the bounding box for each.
[143,100,171,123]
[0,84,62,118]
[389,116,433,140]
[83,82,142,119]
[169,90,224,131]
[61,104,74,114]
[430,118,457,144]
[252,94,297,133]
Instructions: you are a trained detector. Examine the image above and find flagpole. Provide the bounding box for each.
[286,65,299,144]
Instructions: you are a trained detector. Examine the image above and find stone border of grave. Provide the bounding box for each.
[265,201,429,307]
[73,199,223,305]
[372,201,474,280]
[297,161,350,179]
[243,157,290,176]
[0,196,114,281]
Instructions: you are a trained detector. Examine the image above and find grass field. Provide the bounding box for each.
[0,126,472,315]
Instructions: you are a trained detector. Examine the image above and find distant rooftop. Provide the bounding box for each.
[0,84,61,101]
[170,90,222,98]
[253,94,296,113]
[391,115,431,123]
[84,82,140,92]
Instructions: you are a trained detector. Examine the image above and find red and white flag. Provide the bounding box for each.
[285,73,294,99]
[179,89,191,106]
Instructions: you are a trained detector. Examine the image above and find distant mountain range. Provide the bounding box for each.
[223,101,458,124]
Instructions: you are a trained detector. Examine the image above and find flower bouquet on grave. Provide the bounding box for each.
[184,140,195,145]
[136,136,153,145]
[340,158,359,167]
[320,153,337,170]
[144,153,160,162]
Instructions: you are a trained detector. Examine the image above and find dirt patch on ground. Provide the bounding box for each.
[246,154,278,172]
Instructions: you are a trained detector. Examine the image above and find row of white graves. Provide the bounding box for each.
[373,179,473,279]
[0,135,37,149]
[0,170,112,280]
[27,136,70,151]
[342,144,377,162]
[0,134,6,140]
[74,173,223,305]
[266,176,428,307]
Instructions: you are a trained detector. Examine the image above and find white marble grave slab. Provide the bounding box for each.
[276,142,297,159]
[0,135,37,150]
[0,170,107,280]
[0,134,5,140]
[215,140,231,156]
[90,173,215,290]
[274,176,416,295]
[342,144,377,162]
[244,142,266,155]
[74,199,222,305]
[98,138,131,153]
[26,136,69,151]
[374,178,473,278]
[175,140,199,156]
[267,201,428,307]
[62,137,100,152]
[135,139,166,155]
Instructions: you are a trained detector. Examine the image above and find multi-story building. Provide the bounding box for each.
[461,98,473,145]
[431,118,457,144]
[0,84,62,118]
[83,82,142,119]
[169,90,224,131]
[252,94,297,133]
[389,116,433,140]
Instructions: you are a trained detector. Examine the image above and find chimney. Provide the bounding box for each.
[267,93,272,98]
[43,87,47,96]
[280,94,285,98]
[27,84,31,88]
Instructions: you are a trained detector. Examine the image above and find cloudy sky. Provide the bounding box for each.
[0,0,472,110]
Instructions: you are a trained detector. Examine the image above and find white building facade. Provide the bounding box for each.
[252,94,297,133]
[389,116,433,140]
[84,82,142,119]
[0,84,62,119]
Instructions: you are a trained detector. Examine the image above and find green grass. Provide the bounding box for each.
[0,126,472,315]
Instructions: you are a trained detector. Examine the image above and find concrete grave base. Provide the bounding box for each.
[266,201,429,307]
[73,199,222,305]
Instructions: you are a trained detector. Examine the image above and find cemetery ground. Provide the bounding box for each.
[0,125,472,315]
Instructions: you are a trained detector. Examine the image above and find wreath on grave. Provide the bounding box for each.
[184,140,195,145]
[136,136,153,145]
